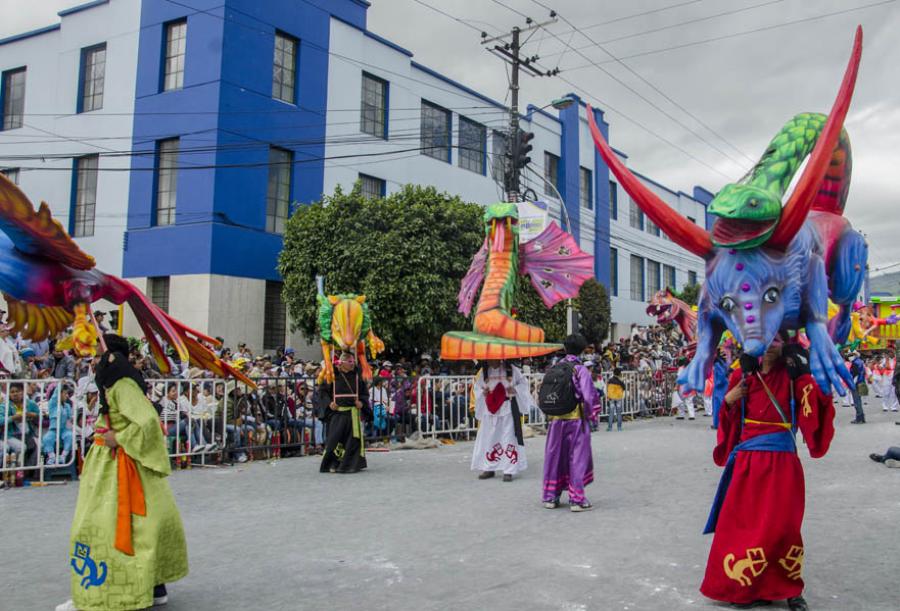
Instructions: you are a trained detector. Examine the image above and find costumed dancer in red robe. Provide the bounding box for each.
[701,336,835,610]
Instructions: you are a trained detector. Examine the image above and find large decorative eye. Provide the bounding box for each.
[720,296,736,313]
[763,287,780,304]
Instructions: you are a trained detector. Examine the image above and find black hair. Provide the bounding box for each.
[563,334,588,356]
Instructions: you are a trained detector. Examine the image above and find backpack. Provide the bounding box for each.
[538,361,578,416]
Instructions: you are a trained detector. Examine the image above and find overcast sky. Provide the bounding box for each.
[3,0,898,271]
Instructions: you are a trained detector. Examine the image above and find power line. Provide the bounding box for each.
[526,0,758,164]
[492,0,751,171]
[538,0,788,60]
[562,0,897,67]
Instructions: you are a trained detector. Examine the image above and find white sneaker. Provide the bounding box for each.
[570,502,594,512]
[56,600,78,611]
[153,594,169,606]
[46,452,57,466]
[885,459,900,468]
[236,453,248,463]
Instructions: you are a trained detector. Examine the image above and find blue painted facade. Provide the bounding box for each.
[124,0,367,281]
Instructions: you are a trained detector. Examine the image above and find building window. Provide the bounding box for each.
[266,146,292,234]
[148,277,170,313]
[264,281,287,350]
[544,152,559,197]
[458,116,486,174]
[163,20,187,92]
[646,217,661,237]
[629,198,644,230]
[72,155,99,237]
[579,167,593,210]
[687,215,696,224]
[647,260,661,294]
[491,130,508,182]
[609,180,617,220]
[359,174,385,199]
[688,270,698,286]
[272,31,298,104]
[1,168,19,185]
[2,68,26,130]
[630,255,644,302]
[420,100,450,162]
[155,138,179,226]
[610,247,618,297]
[79,44,106,113]
[360,72,387,138]
[664,264,676,290]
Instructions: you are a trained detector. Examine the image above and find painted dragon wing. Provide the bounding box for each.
[0,173,95,270]
[458,239,488,316]
[519,221,594,308]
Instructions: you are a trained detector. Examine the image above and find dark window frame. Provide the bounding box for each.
[264,281,287,351]
[360,71,388,139]
[148,277,170,313]
[154,138,179,226]
[579,166,593,211]
[266,146,293,234]
[78,43,106,113]
[420,100,451,163]
[610,247,618,297]
[161,19,187,92]
[544,152,560,197]
[359,173,386,199]
[71,154,99,237]
[609,180,617,220]
[1,67,26,131]
[272,30,299,104]
[458,115,486,175]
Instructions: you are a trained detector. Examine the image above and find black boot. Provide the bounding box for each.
[787,595,809,611]
[870,453,885,463]
[478,470,495,480]
[731,601,771,609]
[153,584,168,605]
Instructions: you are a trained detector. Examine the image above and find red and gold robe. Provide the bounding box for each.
[700,361,834,604]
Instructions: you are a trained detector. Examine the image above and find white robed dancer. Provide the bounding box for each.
[471,361,532,481]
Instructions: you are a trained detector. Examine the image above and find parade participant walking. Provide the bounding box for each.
[700,337,834,610]
[319,351,371,474]
[848,351,868,424]
[540,334,601,510]
[57,334,188,611]
[471,359,532,482]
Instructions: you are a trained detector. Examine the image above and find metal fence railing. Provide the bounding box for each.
[1,368,682,486]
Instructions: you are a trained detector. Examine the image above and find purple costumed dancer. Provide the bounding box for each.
[541,334,601,512]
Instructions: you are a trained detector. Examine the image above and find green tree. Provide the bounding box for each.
[279,183,484,355]
[514,279,568,343]
[577,278,611,346]
[674,283,701,306]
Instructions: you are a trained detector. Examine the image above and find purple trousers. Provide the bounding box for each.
[542,418,594,504]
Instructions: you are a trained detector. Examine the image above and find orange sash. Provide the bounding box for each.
[94,432,146,556]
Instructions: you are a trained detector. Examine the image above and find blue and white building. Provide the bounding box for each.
[0,0,709,351]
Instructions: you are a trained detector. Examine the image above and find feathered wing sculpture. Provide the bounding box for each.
[519,222,595,309]
[0,174,253,387]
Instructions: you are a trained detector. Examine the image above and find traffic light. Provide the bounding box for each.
[513,129,534,169]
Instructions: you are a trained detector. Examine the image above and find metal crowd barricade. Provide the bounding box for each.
[415,368,680,440]
[1,378,76,485]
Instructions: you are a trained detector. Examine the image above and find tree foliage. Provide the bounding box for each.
[577,278,611,346]
[515,279,569,343]
[674,283,701,307]
[279,184,484,355]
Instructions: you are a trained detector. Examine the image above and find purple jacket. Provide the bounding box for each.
[564,354,600,419]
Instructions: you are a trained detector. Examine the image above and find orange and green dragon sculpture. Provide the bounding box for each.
[317,287,384,383]
[441,202,594,360]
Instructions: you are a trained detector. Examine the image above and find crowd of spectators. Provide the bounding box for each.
[1,309,694,483]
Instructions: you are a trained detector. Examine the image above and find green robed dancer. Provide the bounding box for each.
[57,335,188,611]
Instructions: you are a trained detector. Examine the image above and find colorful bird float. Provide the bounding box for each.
[0,174,252,386]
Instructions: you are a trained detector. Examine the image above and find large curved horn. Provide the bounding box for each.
[586,105,713,258]
[768,26,863,250]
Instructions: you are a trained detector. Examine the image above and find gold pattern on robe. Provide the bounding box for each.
[778,545,804,580]
[724,547,768,586]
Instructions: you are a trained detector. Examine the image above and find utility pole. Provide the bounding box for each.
[481,17,558,202]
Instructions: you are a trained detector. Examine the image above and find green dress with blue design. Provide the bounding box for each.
[68,378,188,610]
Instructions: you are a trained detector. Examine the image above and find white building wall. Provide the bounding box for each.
[0,0,140,276]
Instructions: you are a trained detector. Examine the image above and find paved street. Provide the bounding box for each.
[2,401,898,611]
